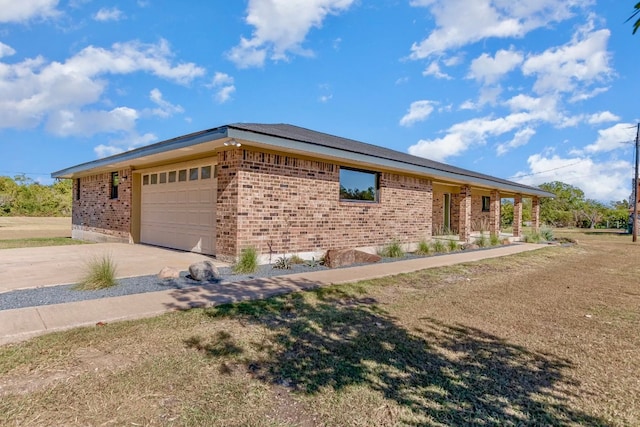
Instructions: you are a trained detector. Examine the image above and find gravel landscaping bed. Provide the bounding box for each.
[0,244,536,311]
[0,263,332,311]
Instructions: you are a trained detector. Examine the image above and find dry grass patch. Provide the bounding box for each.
[0,231,639,425]
[0,237,87,249]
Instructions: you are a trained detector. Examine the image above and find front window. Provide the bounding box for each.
[482,196,490,212]
[339,167,379,202]
[110,172,119,199]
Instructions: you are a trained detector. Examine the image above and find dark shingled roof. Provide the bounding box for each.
[228,123,549,195]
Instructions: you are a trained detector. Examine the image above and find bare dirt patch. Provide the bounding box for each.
[0,217,71,240]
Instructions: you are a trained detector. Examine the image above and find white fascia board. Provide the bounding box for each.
[228,128,551,198]
[51,128,228,179]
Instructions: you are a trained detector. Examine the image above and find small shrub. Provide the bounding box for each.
[305,257,321,268]
[273,256,292,270]
[540,228,554,241]
[289,254,305,264]
[380,239,405,258]
[523,232,542,243]
[489,233,501,246]
[432,240,447,253]
[447,239,459,252]
[475,234,488,248]
[415,239,431,255]
[233,246,259,274]
[75,254,117,290]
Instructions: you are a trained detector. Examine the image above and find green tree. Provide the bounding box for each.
[501,199,514,227]
[628,2,640,34]
[580,199,606,229]
[0,175,72,216]
[538,181,585,227]
[603,200,629,229]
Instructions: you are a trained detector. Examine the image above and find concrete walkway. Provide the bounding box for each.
[0,243,547,346]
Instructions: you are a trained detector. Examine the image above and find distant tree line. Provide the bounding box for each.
[0,175,72,216]
[502,181,630,229]
[340,185,376,201]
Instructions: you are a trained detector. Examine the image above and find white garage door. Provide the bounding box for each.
[140,161,216,254]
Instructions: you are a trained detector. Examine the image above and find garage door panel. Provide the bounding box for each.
[140,163,217,255]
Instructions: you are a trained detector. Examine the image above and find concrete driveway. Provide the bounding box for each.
[0,243,229,293]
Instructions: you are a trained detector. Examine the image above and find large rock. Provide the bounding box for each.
[188,260,220,281]
[324,249,382,269]
[158,266,180,279]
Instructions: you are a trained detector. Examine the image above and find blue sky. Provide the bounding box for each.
[0,0,637,202]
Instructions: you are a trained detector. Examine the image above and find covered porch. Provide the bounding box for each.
[431,183,541,243]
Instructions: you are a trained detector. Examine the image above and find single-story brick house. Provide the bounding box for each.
[52,123,553,261]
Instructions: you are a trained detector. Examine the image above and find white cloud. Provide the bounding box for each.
[212,72,234,86]
[215,85,236,103]
[496,127,535,155]
[228,0,356,68]
[460,100,477,110]
[409,94,562,160]
[408,133,467,162]
[422,61,452,79]
[319,94,333,103]
[587,111,620,125]
[47,107,138,137]
[94,7,125,22]
[0,0,59,23]
[148,88,184,117]
[522,24,611,95]
[94,144,125,158]
[95,132,157,158]
[569,86,609,102]
[209,72,236,103]
[468,48,523,85]
[0,42,16,58]
[409,0,581,59]
[399,100,436,127]
[0,39,204,132]
[583,123,636,154]
[513,154,632,201]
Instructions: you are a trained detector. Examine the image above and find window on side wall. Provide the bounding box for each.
[110,172,119,199]
[482,196,490,212]
[339,167,379,202]
[76,178,81,200]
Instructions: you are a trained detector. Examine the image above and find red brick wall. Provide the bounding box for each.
[72,168,132,240]
[471,194,491,231]
[217,148,433,257]
[216,150,241,256]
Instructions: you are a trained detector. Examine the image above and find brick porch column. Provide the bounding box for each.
[216,148,242,260]
[458,186,471,242]
[489,190,501,236]
[532,197,540,232]
[513,195,523,238]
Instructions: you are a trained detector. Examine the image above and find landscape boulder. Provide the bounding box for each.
[324,249,382,269]
[158,266,180,280]
[188,260,220,281]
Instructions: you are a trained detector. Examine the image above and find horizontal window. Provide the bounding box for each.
[201,166,211,180]
[178,170,187,182]
[150,174,158,185]
[142,175,149,185]
[339,167,379,202]
[168,171,176,183]
[159,172,167,184]
[189,168,199,181]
